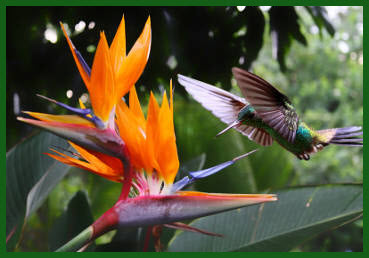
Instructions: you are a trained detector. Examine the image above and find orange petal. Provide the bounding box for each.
[110,15,127,76]
[24,111,94,127]
[78,99,92,118]
[78,99,87,109]
[177,191,277,201]
[156,90,179,184]
[47,148,123,182]
[129,86,146,130]
[116,99,148,171]
[146,92,161,174]
[60,22,90,87]
[69,142,123,177]
[89,32,115,123]
[170,79,173,114]
[47,150,95,172]
[114,16,151,103]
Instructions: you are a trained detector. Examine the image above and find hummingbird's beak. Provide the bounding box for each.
[216,120,240,137]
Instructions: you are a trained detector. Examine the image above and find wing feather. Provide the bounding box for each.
[178,74,273,146]
[178,74,246,125]
[232,67,299,143]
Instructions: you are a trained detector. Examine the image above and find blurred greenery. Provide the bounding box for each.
[49,191,95,251]
[6,6,362,251]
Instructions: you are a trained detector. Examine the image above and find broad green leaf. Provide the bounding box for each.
[97,228,145,251]
[167,184,362,252]
[49,191,94,251]
[6,131,71,248]
[25,162,71,220]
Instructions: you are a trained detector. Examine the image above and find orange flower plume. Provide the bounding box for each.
[60,16,151,126]
[18,16,152,158]
[116,81,179,186]
[50,82,179,190]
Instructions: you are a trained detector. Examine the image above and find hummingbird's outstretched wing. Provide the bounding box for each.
[178,74,274,146]
[178,74,246,125]
[232,67,299,143]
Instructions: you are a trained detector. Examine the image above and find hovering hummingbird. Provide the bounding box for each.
[178,67,363,160]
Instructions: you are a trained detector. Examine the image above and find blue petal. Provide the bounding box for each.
[189,160,234,179]
[172,149,258,192]
[75,48,91,76]
[171,176,196,193]
[37,94,105,128]
[171,161,234,192]
[190,149,258,179]
[172,176,191,192]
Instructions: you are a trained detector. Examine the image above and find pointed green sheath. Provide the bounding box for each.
[114,193,277,227]
[17,117,126,159]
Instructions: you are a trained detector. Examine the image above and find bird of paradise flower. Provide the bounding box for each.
[17,16,277,251]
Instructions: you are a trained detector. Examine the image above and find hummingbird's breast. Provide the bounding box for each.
[271,123,316,157]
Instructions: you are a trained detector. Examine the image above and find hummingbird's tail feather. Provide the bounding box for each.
[216,120,240,137]
[317,126,363,146]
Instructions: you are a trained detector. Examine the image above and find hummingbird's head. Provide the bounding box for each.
[238,105,255,121]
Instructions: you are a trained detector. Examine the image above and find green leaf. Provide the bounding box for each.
[95,226,151,252]
[167,184,362,251]
[305,6,335,37]
[49,191,94,251]
[242,6,265,70]
[6,131,71,248]
[269,7,307,71]
[94,226,174,252]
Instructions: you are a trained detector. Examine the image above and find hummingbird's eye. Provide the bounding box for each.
[247,112,255,119]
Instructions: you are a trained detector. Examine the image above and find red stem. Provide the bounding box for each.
[6,226,17,244]
[143,226,152,252]
[91,158,134,240]
[91,207,119,240]
[119,161,134,201]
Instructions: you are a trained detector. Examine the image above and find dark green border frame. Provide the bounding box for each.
[1,0,366,256]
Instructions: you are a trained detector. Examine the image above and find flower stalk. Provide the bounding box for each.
[55,226,93,252]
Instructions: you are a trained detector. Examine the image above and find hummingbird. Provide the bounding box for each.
[177,67,363,160]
